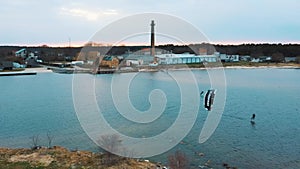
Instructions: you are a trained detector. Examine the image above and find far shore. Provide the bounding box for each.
[150,62,300,71]
[4,62,299,75]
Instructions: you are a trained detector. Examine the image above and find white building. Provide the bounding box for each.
[285,57,296,62]
[13,62,26,68]
[27,52,38,60]
[71,61,84,65]
[260,56,272,62]
[156,53,219,65]
[251,58,260,63]
[126,59,143,66]
[220,54,240,62]
[15,48,27,58]
[240,55,251,61]
[231,55,240,62]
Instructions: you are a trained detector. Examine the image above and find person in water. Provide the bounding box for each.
[250,114,256,126]
[200,91,204,96]
[251,113,256,120]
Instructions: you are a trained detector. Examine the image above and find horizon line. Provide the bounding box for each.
[1,41,300,48]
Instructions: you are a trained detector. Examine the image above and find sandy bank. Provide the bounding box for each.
[24,67,52,73]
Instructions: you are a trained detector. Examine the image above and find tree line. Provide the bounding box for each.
[1,43,300,63]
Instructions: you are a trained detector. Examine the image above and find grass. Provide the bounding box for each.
[0,146,156,169]
[0,161,34,169]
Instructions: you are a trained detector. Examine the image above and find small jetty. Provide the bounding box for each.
[0,71,37,76]
[96,69,115,74]
[50,67,164,75]
[51,68,116,74]
[51,68,76,74]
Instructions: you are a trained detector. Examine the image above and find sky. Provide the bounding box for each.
[0,0,299,46]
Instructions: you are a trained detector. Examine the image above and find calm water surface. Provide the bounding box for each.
[0,68,299,168]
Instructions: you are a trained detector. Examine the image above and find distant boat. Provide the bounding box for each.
[204,89,216,111]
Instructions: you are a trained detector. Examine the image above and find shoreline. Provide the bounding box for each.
[151,63,300,72]
[0,146,157,169]
[2,63,299,75]
[24,67,53,73]
[39,64,300,74]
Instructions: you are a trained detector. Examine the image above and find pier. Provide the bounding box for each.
[0,71,37,76]
[96,69,115,74]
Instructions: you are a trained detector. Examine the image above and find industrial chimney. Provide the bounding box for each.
[150,20,155,58]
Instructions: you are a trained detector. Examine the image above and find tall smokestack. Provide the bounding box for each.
[150,20,155,57]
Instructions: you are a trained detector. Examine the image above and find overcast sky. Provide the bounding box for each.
[0,0,299,46]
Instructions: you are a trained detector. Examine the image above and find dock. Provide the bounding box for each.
[0,71,37,76]
[96,69,115,74]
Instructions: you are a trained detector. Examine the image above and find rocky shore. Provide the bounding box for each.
[0,146,156,169]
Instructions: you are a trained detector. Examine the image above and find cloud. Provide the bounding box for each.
[103,9,118,15]
[1,0,300,45]
[60,7,118,21]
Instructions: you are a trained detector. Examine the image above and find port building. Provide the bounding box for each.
[156,53,220,64]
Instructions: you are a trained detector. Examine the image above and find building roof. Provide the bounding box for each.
[103,56,119,61]
[15,48,26,54]
[156,53,218,59]
[125,54,153,64]
[285,57,296,62]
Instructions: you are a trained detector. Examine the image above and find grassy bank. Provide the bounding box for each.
[0,146,155,169]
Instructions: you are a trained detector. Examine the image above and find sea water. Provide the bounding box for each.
[0,68,299,168]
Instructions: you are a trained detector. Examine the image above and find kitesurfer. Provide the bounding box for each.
[251,114,256,121]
